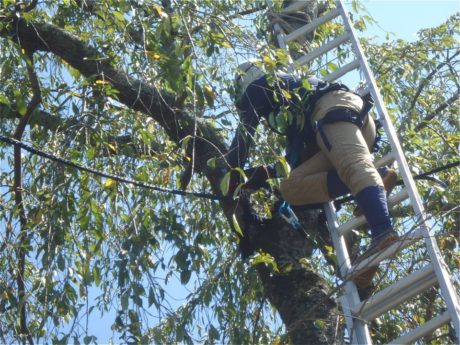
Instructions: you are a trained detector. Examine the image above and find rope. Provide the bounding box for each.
[0,135,222,201]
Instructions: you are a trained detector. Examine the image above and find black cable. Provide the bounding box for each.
[2,134,457,206]
[0,135,222,201]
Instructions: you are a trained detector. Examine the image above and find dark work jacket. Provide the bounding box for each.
[228,74,312,169]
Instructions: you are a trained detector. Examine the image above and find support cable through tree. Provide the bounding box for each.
[0,134,458,206]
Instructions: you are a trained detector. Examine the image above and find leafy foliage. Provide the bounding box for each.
[0,1,458,344]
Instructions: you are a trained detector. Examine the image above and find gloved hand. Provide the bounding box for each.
[224,165,271,197]
[226,169,243,197]
[243,165,271,190]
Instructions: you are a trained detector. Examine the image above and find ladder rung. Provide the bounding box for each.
[280,1,314,14]
[374,152,396,168]
[388,188,410,208]
[284,8,340,43]
[347,228,424,278]
[337,188,409,237]
[352,264,437,321]
[323,59,360,82]
[387,311,451,345]
[294,33,350,67]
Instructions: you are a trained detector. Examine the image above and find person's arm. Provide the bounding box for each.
[226,76,276,169]
[225,74,303,194]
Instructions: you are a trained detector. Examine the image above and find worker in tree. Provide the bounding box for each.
[227,61,398,287]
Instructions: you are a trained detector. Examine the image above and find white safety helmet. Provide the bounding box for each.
[234,61,265,101]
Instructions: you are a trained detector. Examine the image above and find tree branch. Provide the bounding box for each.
[413,89,459,132]
[3,17,260,259]
[12,49,41,345]
[4,17,231,188]
[399,49,460,133]
[0,105,168,158]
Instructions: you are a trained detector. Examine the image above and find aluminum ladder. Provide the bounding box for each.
[270,0,460,343]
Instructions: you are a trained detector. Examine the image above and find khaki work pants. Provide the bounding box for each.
[280,111,383,205]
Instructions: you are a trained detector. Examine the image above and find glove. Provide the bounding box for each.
[226,169,242,197]
[225,165,272,197]
[243,165,271,190]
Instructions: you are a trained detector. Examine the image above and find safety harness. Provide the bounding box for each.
[315,92,375,152]
[284,81,376,169]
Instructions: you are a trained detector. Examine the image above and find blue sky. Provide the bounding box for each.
[360,0,459,41]
[54,1,460,343]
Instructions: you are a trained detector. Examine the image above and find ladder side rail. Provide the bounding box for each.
[336,0,425,217]
[323,203,372,344]
[337,1,460,337]
[274,24,297,74]
[273,23,288,49]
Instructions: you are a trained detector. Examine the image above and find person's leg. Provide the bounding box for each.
[317,121,397,236]
[280,119,394,206]
[280,151,334,205]
[280,149,362,205]
[315,120,398,287]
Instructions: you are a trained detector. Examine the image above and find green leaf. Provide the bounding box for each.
[93,266,101,286]
[220,171,231,196]
[207,157,217,169]
[250,252,278,273]
[209,325,220,340]
[180,270,191,284]
[232,213,243,237]
[301,78,312,91]
[263,55,276,68]
[277,156,291,177]
[203,85,215,107]
[113,11,125,22]
[148,287,156,307]
[17,101,27,116]
[181,135,193,152]
[280,88,292,100]
[121,291,129,310]
[0,94,9,105]
[57,254,65,271]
